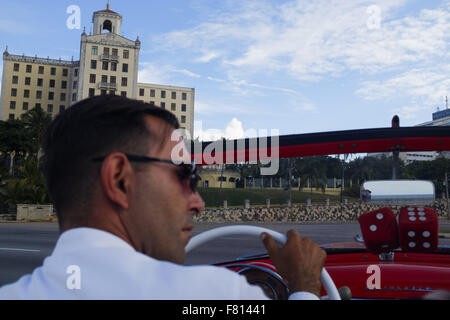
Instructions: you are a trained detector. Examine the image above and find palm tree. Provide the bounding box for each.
[294,157,327,194]
[0,119,33,175]
[21,106,52,162]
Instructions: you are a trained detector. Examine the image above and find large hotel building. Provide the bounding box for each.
[0,4,195,135]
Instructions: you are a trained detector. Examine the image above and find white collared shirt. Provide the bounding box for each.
[0,227,318,300]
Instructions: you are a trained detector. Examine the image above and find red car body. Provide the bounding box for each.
[217,246,450,299]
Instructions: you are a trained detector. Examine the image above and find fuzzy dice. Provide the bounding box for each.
[398,206,438,252]
[358,207,399,254]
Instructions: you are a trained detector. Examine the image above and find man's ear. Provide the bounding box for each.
[100,153,133,209]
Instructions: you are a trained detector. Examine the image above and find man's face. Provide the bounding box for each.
[126,116,204,264]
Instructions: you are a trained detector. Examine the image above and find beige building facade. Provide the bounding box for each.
[0,4,195,135]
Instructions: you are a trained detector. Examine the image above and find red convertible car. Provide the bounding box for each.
[187,123,450,300]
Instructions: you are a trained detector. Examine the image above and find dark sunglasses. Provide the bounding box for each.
[92,153,200,193]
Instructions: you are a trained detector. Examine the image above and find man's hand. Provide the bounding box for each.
[261,230,326,297]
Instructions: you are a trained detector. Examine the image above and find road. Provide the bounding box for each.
[0,221,448,287]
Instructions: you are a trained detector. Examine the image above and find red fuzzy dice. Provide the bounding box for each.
[359,207,399,254]
[398,206,438,252]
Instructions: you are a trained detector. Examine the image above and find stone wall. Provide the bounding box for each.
[16,204,55,221]
[194,200,449,223]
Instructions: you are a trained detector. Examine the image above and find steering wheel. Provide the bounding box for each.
[185,225,341,300]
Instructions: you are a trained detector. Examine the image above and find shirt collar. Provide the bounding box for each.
[52,227,136,255]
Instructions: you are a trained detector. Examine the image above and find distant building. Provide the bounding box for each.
[369,103,450,163]
[0,4,194,136]
[401,104,450,163]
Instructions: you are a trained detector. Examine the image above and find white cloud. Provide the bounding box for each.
[195,101,253,116]
[138,62,202,83]
[171,68,201,78]
[157,0,449,81]
[138,62,172,84]
[194,50,222,63]
[356,65,450,105]
[194,118,246,141]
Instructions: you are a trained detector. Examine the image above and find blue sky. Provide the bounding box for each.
[0,0,449,141]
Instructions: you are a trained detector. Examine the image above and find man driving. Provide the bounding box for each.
[0,95,326,299]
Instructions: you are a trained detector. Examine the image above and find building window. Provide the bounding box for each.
[49,79,55,88]
[50,67,56,75]
[102,61,108,71]
[89,88,95,98]
[23,102,29,111]
[122,63,128,73]
[161,90,166,98]
[74,69,78,77]
[10,101,16,109]
[73,81,78,89]
[36,91,42,99]
[38,66,44,74]
[101,75,107,84]
[139,88,144,96]
[182,92,187,100]
[11,88,17,97]
[9,114,15,120]
[47,104,53,113]
[171,103,176,111]
[72,93,77,101]
[24,89,30,98]
[92,46,98,55]
[60,93,66,101]
[101,89,107,96]
[48,92,54,100]
[61,80,67,89]
[121,91,127,97]
[181,104,186,112]
[123,50,129,59]
[62,69,68,77]
[37,78,43,87]
[112,48,118,56]
[161,102,165,109]
[26,65,32,73]
[109,90,115,95]
[150,89,155,97]
[111,62,117,71]
[60,105,66,112]
[89,74,96,83]
[91,60,97,69]
[13,63,19,72]
[110,76,116,84]
[149,101,155,106]
[25,77,31,85]
[171,91,176,99]
[103,47,110,55]
[35,103,41,109]
[12,75,18,84]
[121,77,127,87]
[181,115,186,123]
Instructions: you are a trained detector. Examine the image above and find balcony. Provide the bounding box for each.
[98,82,117,90]
[100,54,120,62]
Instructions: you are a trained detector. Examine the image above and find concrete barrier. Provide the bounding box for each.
[16,204,54,221]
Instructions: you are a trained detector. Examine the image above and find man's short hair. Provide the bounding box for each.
[42,95,180,224]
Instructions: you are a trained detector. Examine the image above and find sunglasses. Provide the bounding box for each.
[92,153,200,193]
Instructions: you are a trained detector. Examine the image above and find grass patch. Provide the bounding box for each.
[197,187,354,208]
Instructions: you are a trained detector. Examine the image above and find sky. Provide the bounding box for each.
[0,0,449,141]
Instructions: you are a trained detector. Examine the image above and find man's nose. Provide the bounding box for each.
[189,192,205,215]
